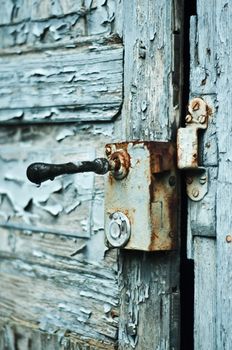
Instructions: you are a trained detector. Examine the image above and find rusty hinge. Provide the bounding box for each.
[177,97,211,201]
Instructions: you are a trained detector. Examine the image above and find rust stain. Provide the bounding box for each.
[105,143,131,180]
[105,141,178,251]
[148,142,178,251]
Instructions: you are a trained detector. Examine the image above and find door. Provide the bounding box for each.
[0,1,184,349]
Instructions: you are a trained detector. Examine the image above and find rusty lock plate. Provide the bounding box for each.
[104,141,178,251]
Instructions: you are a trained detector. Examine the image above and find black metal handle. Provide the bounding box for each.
[27,158,110,185]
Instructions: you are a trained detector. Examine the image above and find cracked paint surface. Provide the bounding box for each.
[0,1,122,349]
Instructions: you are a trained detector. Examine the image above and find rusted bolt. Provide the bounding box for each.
[192,188,199,198]
[169,176,176,187]
[186,176,193,184]
[169,231,175,238]
[199,175,207,185]
[185,114,192,123]
[105,146,112,156]
[198,115,206,124]
[192,101,200,111]
[226,235,232,243]
[110,150,130,180]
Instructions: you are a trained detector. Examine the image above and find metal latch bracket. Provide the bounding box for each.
[104,141,178,251]
[177,98,210,201]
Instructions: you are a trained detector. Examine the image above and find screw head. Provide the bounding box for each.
[226,235,232,243]
[199,115,206,124]
[192,188,199,198]
[185,114,192,123]
[192,101,200,111]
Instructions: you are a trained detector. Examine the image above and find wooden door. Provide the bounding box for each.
[0,1,184,349]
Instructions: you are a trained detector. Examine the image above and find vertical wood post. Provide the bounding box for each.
[118,1,184,348]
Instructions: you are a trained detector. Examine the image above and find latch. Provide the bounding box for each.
[26,97,209,251]
[27,141,177,252]
[177,98,211,201]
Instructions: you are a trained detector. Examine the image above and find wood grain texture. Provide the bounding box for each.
[118,1,184,349]
[0,124,112,237]
[121,0,183,142]
[188,4,218,349]
[0,234,118,347]
[0,44,123,123]
[0,321,117,350]
[215,2,232,348]
[0,0,121,49]
[194,237,216,350]
[119,252,180,349]
[0,123,120,349]
[0,1,121,349]
[187,2,232,350]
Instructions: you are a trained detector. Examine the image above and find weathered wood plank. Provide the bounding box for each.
[0,44,122,123]
[0,0,84,24]
[0,1,120,349]
[0,123,120,347]
[0,322,117,350]
[121,0,183,142]
[0,225,119,347]
[118,1,184,349]
[0,124,112,237]
[0,1,121,49]
[189,6,216,96]
[188,5,218,349]
[0,0,116,27]
[0,258,118,343]
[119,251,180,349]
[215,2,232,348]
[194,237,216,350]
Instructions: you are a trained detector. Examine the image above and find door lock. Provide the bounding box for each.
[26,97,210,251]
[26,141,177,252]
[104,141,177,251]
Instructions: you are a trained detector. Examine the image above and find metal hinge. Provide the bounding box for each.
[177,97,211,201]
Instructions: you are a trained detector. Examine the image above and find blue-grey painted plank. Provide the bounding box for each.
[118,0,184,349]
[216,2,232,348]
[0,44,123,123]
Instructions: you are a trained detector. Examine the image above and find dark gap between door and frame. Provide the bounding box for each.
[180,1,196,350]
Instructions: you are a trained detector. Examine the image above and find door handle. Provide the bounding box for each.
[27,159,111,186]
[26,149,130,186]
